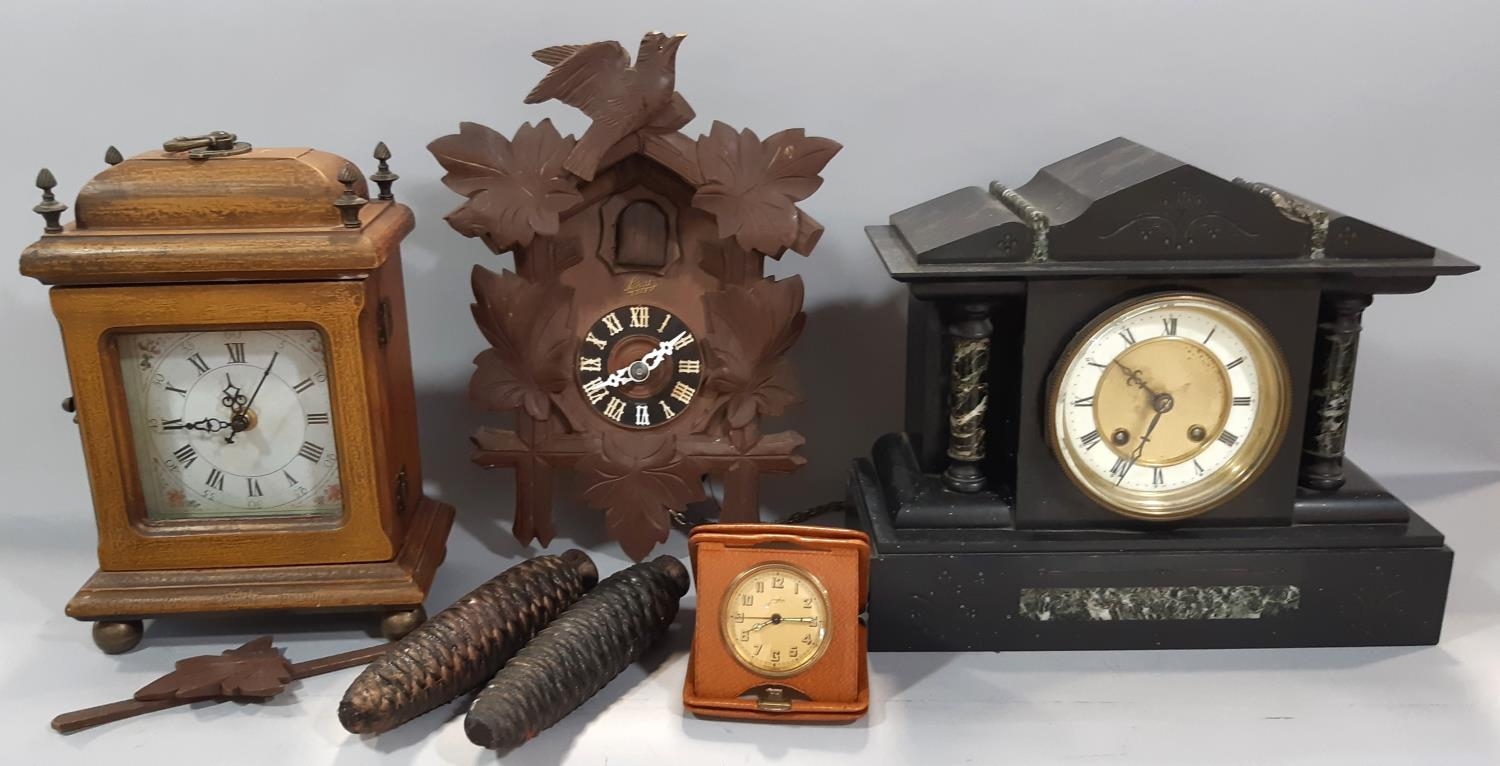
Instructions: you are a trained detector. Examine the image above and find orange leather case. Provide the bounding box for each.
[683,524,870,723]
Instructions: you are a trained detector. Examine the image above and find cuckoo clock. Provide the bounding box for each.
[850,137,1478,651]
[429,33,840,559]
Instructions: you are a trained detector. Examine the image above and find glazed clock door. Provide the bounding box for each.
[52,280,398,570]
[117,328,342,520]
[1014,279,1319,529]
[1047,293,1292,520]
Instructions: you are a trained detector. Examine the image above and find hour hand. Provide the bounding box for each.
[171,416,233,433]
[600,337,680,390]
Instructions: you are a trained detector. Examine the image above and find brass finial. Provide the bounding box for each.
[334,163,367,228]
[33,168,67,234]
[104,146,124,166]
[371,141,398,201]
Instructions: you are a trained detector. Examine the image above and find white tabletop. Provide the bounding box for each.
[2,471,1496,765]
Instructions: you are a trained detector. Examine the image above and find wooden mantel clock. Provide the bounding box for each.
[20,133,454,653]
[850,137,1478,651]
[428,32,840,559]
[684,524,870,723]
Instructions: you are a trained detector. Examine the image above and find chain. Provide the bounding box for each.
[668,500,849,530]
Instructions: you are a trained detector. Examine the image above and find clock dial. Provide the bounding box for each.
[720,563,830,677]
[1048,293,1290,520]
[117,328,341,520]
[576,304,703,429]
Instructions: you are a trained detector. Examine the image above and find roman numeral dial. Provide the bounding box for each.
[576,304,703,429]
[117,328,343,520]
[1048,293,1291,521]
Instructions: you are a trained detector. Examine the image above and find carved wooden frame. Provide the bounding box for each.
[430,35,839,558]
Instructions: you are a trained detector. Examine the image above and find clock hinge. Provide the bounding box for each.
[394,466,408,517]
[376,298,393,347]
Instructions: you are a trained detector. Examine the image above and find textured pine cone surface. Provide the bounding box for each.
[465,555,690,750]
[338,550,598,734]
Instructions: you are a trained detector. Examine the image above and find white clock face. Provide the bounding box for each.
[1049,294,1290,520]
[117,328,341,521]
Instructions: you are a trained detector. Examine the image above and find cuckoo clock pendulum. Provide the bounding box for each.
[430,33,840,559]
[851,138,1478,652]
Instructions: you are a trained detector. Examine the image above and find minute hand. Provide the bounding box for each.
[599,334,684,390]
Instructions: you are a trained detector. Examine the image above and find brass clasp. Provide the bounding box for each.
[162,131,252,159]
[754,686,793,713]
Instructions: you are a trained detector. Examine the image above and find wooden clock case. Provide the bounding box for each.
[684,524,869,723]
[849,138,1478,652]
[20,143,453,650]
[428,34,840,560]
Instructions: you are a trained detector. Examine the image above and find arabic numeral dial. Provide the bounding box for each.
[576,304,703,430]
[720,564,830,676]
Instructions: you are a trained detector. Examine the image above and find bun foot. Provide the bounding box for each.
[380,606,426,641]
[92,620,144,654]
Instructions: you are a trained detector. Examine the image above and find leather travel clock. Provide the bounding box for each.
[428,32,840,560]
[684,524,870,723]
[20,134,454,653]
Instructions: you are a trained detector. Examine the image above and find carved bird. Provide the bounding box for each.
[526,32,691,182]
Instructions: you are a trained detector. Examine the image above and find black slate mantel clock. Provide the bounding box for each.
[849,137,1478,651]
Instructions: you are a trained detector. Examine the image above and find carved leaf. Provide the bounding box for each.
[701,276,806,449]
[133,636,293,702]
[578,434,706,560]
[692,121,841,254]
[469,267,576,421]
[429,120,583,253]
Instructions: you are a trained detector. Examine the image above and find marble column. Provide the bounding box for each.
[943,303,992,493]
[1299,293,1373,491]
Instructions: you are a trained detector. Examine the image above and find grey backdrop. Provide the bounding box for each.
[1,0,1495,551]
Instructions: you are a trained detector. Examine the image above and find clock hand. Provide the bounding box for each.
[1120,392,1173,485]
[219,373,247,411]
[1113,360,1163,400]
[171,416,233,434]
[599,334,684,390]
[227,351,277,444]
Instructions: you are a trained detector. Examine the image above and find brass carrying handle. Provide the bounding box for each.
[162,131,251,159]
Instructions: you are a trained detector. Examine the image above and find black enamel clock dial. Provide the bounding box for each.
[576,304,702,429]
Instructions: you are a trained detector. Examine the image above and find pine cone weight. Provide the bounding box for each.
[465,555,690,750]
[339,550,598,734]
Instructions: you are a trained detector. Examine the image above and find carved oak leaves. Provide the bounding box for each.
[469,266,575,423]
[430,120,582,254]
[693,122,839,256]
[578,435,707,561]
[699,276,806,451]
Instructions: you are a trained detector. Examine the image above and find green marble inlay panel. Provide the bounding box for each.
[1019,585,1300,622]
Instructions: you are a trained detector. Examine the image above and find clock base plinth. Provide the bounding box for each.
[65,497,453,651]
[850,455,1453,652]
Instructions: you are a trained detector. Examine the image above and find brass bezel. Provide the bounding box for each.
[719,561,832,678]
[1046,292,1291,521]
